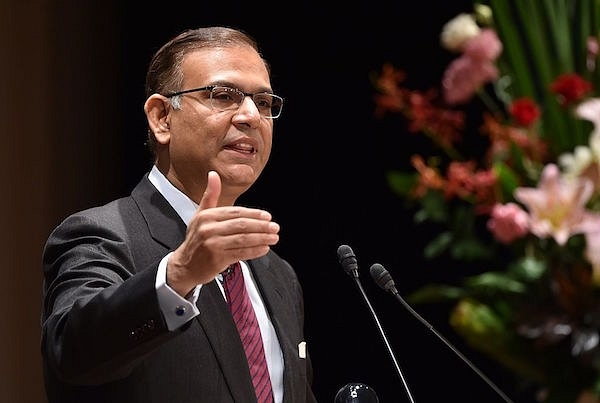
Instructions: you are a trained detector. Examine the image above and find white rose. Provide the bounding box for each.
[440,13,481,52]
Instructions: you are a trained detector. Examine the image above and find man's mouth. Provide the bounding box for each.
[226,142,257,154]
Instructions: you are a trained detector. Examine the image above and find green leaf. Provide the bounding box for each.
[463,271,527,293]
[407,284,465,304]
[423,231,453,259]
[450,237,494,261]
[487,0,537,98]
[508,255,547,281]
[449,298,546,381]
[415,191,448,223]
[493,160,520,201]
[385,170,417,198]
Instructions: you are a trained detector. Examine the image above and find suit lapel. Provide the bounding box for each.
[131,175,186,250]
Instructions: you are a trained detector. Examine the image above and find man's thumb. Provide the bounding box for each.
[199,171,221,210]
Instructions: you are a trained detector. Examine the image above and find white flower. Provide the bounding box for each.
[440,13,481,52]
[559,145,594,178]
[473,4,493,26]
[575,97,600,138]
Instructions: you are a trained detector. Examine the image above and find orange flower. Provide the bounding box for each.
[410,155,445,197]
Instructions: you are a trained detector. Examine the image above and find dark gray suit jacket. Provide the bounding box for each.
[41,174,317,403]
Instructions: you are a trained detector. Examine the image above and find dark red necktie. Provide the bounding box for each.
[223,262,274,403]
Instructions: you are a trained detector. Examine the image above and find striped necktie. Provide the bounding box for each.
[223,262,274,403]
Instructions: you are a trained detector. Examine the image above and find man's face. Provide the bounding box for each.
[162,46,275,205]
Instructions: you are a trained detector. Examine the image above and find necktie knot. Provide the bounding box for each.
[222,263,239,281]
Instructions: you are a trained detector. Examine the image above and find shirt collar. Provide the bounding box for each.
[148,165,198,226]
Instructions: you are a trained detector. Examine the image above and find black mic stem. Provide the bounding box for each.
[369,263,515,403]
[337,245,416,403]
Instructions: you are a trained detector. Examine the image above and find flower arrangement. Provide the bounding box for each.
[373,2,600,402]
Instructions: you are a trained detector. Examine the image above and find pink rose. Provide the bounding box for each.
[487,203,529,244]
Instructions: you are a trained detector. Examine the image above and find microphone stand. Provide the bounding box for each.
[351,276,416,403]
[370,263,514,403]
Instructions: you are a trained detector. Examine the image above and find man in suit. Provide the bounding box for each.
[41,26,317,403]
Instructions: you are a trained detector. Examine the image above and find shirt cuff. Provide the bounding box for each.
[155,252,201,331]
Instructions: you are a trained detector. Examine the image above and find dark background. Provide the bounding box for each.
[1,1,539,402]
[117,3,536,403]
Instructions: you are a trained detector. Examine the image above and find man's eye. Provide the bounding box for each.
[253,95,273,108]
[212,91,237,102]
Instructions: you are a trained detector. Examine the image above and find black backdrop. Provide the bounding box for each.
[117,2,537,402]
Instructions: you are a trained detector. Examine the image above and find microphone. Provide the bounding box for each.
[336,245,415,403]
[369,263,515,403]
[337,244,359,278]
[334,382,379,402]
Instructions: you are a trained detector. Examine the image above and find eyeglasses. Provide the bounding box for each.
[165,85,284,119]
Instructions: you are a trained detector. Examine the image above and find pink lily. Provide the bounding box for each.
[514,164,600,245]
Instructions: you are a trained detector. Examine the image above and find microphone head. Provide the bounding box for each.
[369,263,397,294]
[337,244,359,278]
[334,382,379,403]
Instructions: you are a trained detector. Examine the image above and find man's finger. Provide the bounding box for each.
[199,171,221,210]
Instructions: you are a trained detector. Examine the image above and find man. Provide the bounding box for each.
[41,26,317,403]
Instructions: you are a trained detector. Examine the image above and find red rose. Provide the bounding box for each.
[549,73,593,106]
[509,97,541,127]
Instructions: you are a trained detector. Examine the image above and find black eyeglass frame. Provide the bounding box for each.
[164,85,284,119]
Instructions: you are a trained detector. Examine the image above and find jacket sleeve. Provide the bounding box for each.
[41,207,176,385]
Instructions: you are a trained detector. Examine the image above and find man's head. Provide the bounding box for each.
[143,27,282,205]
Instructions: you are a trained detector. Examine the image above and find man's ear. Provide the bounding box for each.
[144,94,171,145]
